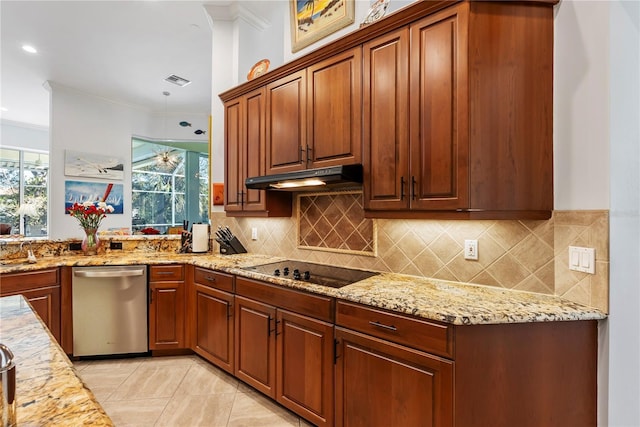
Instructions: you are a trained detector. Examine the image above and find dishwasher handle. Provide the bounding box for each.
[73,268,146,278]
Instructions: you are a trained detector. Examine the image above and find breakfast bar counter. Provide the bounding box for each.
[0,295,113,426]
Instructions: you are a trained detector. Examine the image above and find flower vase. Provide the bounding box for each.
[81,228,101,255]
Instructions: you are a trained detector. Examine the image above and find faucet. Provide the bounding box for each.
[20,241,37,263]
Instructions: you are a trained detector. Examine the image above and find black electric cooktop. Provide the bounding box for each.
[242,260,378,288]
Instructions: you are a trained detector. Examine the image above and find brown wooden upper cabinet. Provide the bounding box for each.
[220,0,555,220]
[266,49,363,174]
[224,87,291,217]
[364,2,554,219]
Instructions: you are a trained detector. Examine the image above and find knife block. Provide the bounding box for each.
[219,237,247,255]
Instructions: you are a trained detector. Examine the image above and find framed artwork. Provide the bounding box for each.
[290,0,355,53]
[212,183,224,206]
[65,150,124,180]
[65,180,124,214]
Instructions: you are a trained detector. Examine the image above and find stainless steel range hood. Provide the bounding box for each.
[245,164,363,191]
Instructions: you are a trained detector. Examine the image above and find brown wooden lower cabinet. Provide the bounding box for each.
[335,327,453,427]
[193,283,234,374]
[0,268,61,343]
[234,277,335,427]
[149,265,185,350]
[335,301,598,427]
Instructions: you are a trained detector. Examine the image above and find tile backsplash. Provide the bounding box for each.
[215,194,609,313]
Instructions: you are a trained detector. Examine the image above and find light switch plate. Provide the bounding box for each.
[568,246,595,274]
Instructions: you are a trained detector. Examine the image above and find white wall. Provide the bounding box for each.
[608,1,640,425]
[47,82,208,239]
[554,1,610,210]
[0,120,48,151]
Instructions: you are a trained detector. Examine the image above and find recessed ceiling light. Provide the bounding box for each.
[22,44,37,54]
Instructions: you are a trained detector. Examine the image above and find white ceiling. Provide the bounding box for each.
[0,1,247,128]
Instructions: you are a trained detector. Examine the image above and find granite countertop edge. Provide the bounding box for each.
[0,252,607,326]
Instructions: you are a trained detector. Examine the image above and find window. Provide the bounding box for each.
[0,148,49,236]
[131,139,208,234]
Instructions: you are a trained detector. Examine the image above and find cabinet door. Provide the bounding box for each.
[307,49,362,169]
[243,88,269,212]
[194,284,234,374]
[266,70,306,174]
[149,281,185,349]
[335,327,453,427]
[18,286,61,343]
[363,28,410,211]
[234,295,277,398]
[276,309,334,427]
[409,6,469,210]
[0,269,61,343]
[224,96,245,212]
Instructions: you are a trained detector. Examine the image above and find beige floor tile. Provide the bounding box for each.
[227,392,300,427]
[100,397,169,427]
[176,362,239,396]
[107,365,190,401]
[76,369,133,402]
[155,392,236,427]
[77,357,144,373]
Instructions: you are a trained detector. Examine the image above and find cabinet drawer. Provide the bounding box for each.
[149,265,184,282]
[336,300,453,358]
[0,268,59,294]
[236,277,334,322]
[194,267,234,292]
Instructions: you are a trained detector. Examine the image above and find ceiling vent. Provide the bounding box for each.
[164,74,191,87]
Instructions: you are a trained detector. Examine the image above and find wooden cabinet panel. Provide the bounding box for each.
[335,327,453,427]
[193,267,234,293]
[307,49,362,168]
[410,8,468,210]
[277,309,334,427]
[266,70,307,174]
[194,284,234,374]
[225,88,292,216]
[234,295,277,398]
[363,28,410,211]
[224,96,244,212]
[0,268,61,343]
[149,265,185,350]
[235,277,334,323]
[149,264,184,281]
[336,301,453,358]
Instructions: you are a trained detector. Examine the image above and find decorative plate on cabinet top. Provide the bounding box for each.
[361,0,390,27]
[247,59,270,80]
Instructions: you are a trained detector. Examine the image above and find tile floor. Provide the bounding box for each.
[73,355,315,427]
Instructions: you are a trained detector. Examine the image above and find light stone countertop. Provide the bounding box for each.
[0,251,606,326]
[0,295,114,426]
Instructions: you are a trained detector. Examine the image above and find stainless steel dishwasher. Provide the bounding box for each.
[72,265,148,357]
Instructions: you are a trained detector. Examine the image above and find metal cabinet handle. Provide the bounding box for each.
[400,177,406,200]
[205,276,216,282]
[369,320,397,331]
[411,176,417,200]
[156,271,174,276]
[306,145,312,166]
[74,269,145,278]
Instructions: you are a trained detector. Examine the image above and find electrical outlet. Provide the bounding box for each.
[464,240,478,260]
[110,241,123,250]
[69,242,82,251]
[251,227,258,240]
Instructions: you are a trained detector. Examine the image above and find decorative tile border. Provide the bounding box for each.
[296,191,377,256]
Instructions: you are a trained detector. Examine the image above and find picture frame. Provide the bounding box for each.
[64,180,124,214]
[64,150,124,180]
[290,0,355,53]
